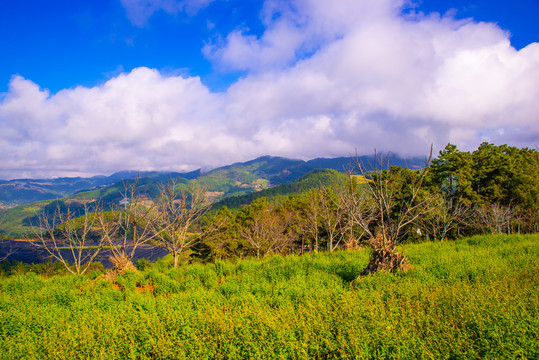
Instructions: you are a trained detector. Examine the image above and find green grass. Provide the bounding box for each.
[0,234,537,359]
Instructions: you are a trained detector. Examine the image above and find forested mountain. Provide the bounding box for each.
[210,168,349,210]
[0,154,425,209]
[306,154,426,172]
[0,153,425,236]
[0,170,200,207]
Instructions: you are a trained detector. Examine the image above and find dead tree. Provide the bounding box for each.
[0,214,16,262]
[414,194,469,241]
[239,207,290,258]
[199,207,239,260]
[293,189,323,253]
[319,187,348,252]
[28,201,104,275]
[472,202,514,234]
[97,178,162,272]
[153,180,212,268]
[0,242,16,262]
[304,189,322,252]
[350,148,434,275]
[334,176,378,249]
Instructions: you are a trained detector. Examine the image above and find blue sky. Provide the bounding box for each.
[0,0,538,179]
[0,0,263,93]
[1,0,537,93]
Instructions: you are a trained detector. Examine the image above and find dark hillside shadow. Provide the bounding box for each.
[0,239,168,270]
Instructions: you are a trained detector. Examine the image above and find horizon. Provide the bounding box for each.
[1,0,538,179]
[0,152,426,181]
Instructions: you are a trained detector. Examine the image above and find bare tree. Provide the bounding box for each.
[0,213,16,262]
[199,206,240,260]
[520,207,539,234]
[304,189,322,252]
[0,243,16,262]
[349,148,434,275]
[414,194,469,241]
[335,176,378,246]
[153,180,212,268]
[28,201,104,275]
[97,178,162,272]
[239,207,291,258]
[319,187,348,252]
[293,189,322,253]
[472,202,514,234]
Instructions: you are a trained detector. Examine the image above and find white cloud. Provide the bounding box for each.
[120,0,213,26]
[203,0,404,72]
[1,0,538,179]
[213,0,539,154]
[0,69,229,178]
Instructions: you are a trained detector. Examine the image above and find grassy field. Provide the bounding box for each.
[0,234,537,359]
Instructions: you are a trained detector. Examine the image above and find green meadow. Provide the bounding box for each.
[0,234,537,359]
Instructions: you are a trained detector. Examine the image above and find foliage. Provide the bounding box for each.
[211,169,348,210]
[0,234,537,359]
[428,143,539,235]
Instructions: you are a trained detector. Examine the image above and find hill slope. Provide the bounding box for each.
[0,154,425,236]
[211,168,349,210]
[0,170,200,208]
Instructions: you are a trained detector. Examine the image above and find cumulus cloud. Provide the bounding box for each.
[203,0,404,72]
[1,0,538,179]
[121,0,213,26]
[0,69,229,178]
[212,0,539,154]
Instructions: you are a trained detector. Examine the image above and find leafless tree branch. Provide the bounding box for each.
[27,201,104,275]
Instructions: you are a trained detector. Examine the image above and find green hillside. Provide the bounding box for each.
[211,168,349,210]
[0,154,427,237]
[199,156,312,195]
[0,176,191,237]
[0,170,199,208]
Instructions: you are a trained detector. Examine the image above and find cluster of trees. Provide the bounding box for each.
[426,143,539,236]
[29,178,211,274]
[198,143,538,273]
[26,143,538,275]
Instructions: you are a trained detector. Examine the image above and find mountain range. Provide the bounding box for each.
[0,154,425,208]
[0,154,426,236]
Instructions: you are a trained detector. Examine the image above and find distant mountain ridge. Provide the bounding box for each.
[0,154,425,208]
[0,170,201,207]
[306,154,426,172]
[0,153,427,236]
